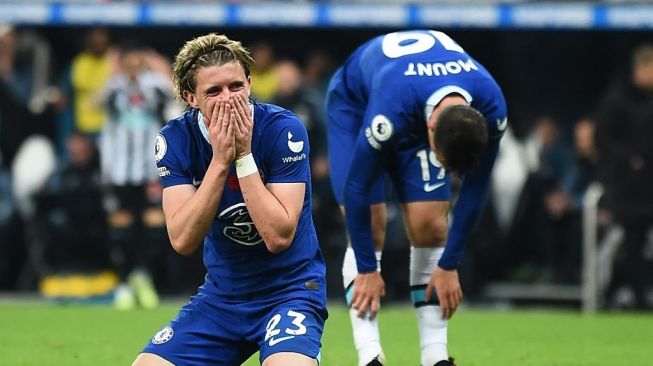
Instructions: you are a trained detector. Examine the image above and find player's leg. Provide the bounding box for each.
[326,70,386,366]
[342,202,386,366]
[134,296,255,366]
[132,353,174,366]
[263,352,318,366]
[257,298,327,366]
[403,201,452,366]
[392,142,453,366]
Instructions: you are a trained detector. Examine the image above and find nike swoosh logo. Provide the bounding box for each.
[423,182,445,192]
[268,335,295,346]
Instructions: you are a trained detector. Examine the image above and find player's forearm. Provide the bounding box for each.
[167,162,230,255]
[439,141,499,269]
[238,175,297,253]
[345,181,378,274]
[344,142,384,273]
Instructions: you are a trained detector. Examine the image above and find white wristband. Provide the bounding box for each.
[235,153,258,178]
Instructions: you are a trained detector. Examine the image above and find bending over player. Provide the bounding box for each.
[326,29,507,366]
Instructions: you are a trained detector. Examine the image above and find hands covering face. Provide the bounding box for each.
[205,94,253,165]
[230,94,254,160]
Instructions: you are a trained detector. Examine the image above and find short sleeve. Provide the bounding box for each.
[263,113,311,184]
[155,126,192,188]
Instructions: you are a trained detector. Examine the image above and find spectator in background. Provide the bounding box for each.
[0,25,59,290]
[71,27,117,138]
[0,25,57,113]
[0,155,21,290]
[596,44,653,309]
[566,117,599,208]
[249,41,278,102]
[510,115,576,282]
[271,60,329,198]
[99,43,172,310]
[303,48,335,97]
[36,132,110,273]
[301,50,334,188]
[0,25,32,104]
[0,25,58,161]
[523,116,574,184]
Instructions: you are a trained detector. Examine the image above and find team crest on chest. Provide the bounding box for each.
[218,203,263,246]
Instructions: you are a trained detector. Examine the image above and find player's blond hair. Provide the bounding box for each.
[172,33,254,104]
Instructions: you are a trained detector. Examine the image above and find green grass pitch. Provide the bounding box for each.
[2,302,652,365]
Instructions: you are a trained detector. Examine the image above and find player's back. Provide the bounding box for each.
[337,29,505,136]
[342,30,472,98]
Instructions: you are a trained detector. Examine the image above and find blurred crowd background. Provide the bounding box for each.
[1,0,652,312]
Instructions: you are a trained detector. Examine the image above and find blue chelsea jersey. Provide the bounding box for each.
[154,103,325,299]
[341,29,507,143]
[338,30,508,271]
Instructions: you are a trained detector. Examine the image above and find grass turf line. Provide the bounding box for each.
[1,303,652,365]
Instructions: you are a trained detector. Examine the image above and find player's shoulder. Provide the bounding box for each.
[254,102,305,131]
[156,108,198,164]
[160,108,197,140]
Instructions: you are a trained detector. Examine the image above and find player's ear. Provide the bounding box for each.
[426,106,438,132]
[183,90,199,108]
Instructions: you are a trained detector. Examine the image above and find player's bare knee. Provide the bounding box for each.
[131,353,174,366]
[408,216,447,247]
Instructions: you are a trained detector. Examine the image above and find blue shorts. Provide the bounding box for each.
[141,292,327,366]
[325,68,451,206]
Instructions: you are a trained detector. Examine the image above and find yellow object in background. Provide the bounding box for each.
[71,52,112,134]
[40,271,119,299]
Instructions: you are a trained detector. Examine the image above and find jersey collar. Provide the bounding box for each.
[197,110,210,144]
[424,85,473,122]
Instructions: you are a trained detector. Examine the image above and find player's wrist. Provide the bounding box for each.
[356,265,378,274]
[208,159,232,173]
[235,149,251,160]
[235,153,258,178]
[437,263,457,271]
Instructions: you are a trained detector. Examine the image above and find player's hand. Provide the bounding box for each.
[231,94,253,159]
[426,266,462,320]
[351,271,385,320]
[206,100,235,165]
